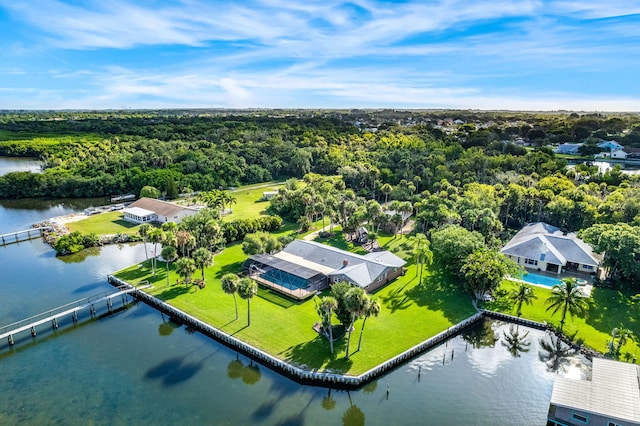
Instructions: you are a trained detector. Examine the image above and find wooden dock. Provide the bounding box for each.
[0,284,150,347]
[0,227,52,246]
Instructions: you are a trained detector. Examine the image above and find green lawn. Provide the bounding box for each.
[67,182,285,236]
[223,182,284,221]
[115,233,476,375]
[482,280,640,359]
[67,211,142,235]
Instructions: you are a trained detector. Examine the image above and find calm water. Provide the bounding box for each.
[0,156,41,175]
[0,165,589,425]
[521,272,562,288]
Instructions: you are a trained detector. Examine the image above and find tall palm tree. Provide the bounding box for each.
[148,228,165,277]
[380,183,393,204]
[613,325,635,357]
[174,257,196,288]
[318,296,338,354]
[192,247,213,283]
[410,233,433,283]
[221,273,240,320]
[237,278,258,326]
[176,229,191,257]
[138,223,151,261]
[545,277,589,332]
[357,297,380,351]
[508,283,538,318]
[160,245,177,287]
[344,287,368,359]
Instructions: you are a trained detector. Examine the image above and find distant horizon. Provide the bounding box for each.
[2,107,639,114]
[1,1,639,111]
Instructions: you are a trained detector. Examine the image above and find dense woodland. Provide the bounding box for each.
[2,109,640,290]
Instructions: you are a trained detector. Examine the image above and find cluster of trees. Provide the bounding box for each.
[2,110,639,200]
[53,231,101,255]
[316,282,381,357]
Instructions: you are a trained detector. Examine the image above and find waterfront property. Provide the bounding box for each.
[501,222,603,276]
[548,358,640,426]
[244,239,406,299]
[122,197,199,224]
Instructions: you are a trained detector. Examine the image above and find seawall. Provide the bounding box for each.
[108,275,502,388]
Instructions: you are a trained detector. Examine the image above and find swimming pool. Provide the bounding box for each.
[520,272,562,287]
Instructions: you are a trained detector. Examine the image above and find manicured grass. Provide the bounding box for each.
[115,234,476,375]
[223,182,284,221]
[67,211,142,235]
[482,280,640,359]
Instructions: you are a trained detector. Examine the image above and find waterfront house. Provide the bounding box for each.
[555,143,584,154]
[500,222,602,275]
[612,148,640,160]
[597,140,623,152]
[244,240,406,299]
[122,198,199,224]
[548,358,640,426]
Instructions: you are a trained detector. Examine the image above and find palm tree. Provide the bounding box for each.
[176,230,191,257]
[508,283,538,318]
[221,273,240,320]
[357,297,380,352]
[318,296,338,354]
[344,287,368,359]
[610,325,635,357]
[148,228,165,277]
[237,278,258,326]
[192,247,213,283]
[545,277,589,332]
[174,257,196,288]
[410,233,433,283]
[138,223,151,261]
[160,245,177,287]
[380,183,393,204]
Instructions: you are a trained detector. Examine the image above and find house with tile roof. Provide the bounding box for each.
[244,240,406,299]
[500,222,602,275]
[122,197,199,224]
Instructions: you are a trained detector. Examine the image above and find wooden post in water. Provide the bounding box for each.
[8,335,14,346]
[31,327,36,337]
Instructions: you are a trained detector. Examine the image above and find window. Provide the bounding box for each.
[572,412,588,424]
[608,422,622,426]
[583,265,594,270]
[524,258,538,266]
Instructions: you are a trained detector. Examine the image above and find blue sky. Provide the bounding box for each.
[1,0,639,111]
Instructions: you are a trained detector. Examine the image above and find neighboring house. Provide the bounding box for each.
[122,198,199,224]
[555,143,584,154]
[612,148,640,160]
[244,240,406,298]
[500,222,602,275]
[548,358,640,426]
[382,207,413,234]
[597,140,624,152]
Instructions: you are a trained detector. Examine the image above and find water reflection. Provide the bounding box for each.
[502,325,531,357]
[462,319,499,349]
[226,355,262,385]
[158,315,180,336]
[538,335,576,374]
[321,389,337,411]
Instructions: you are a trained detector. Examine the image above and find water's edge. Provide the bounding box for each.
[108,275,552,389]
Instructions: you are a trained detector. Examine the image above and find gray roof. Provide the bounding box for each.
[551,358,640,423]
[501,222,602,267]
[248,253,325,280]
[280,240,406,288]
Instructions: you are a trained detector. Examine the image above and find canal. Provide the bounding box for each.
[0,159,589,425]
